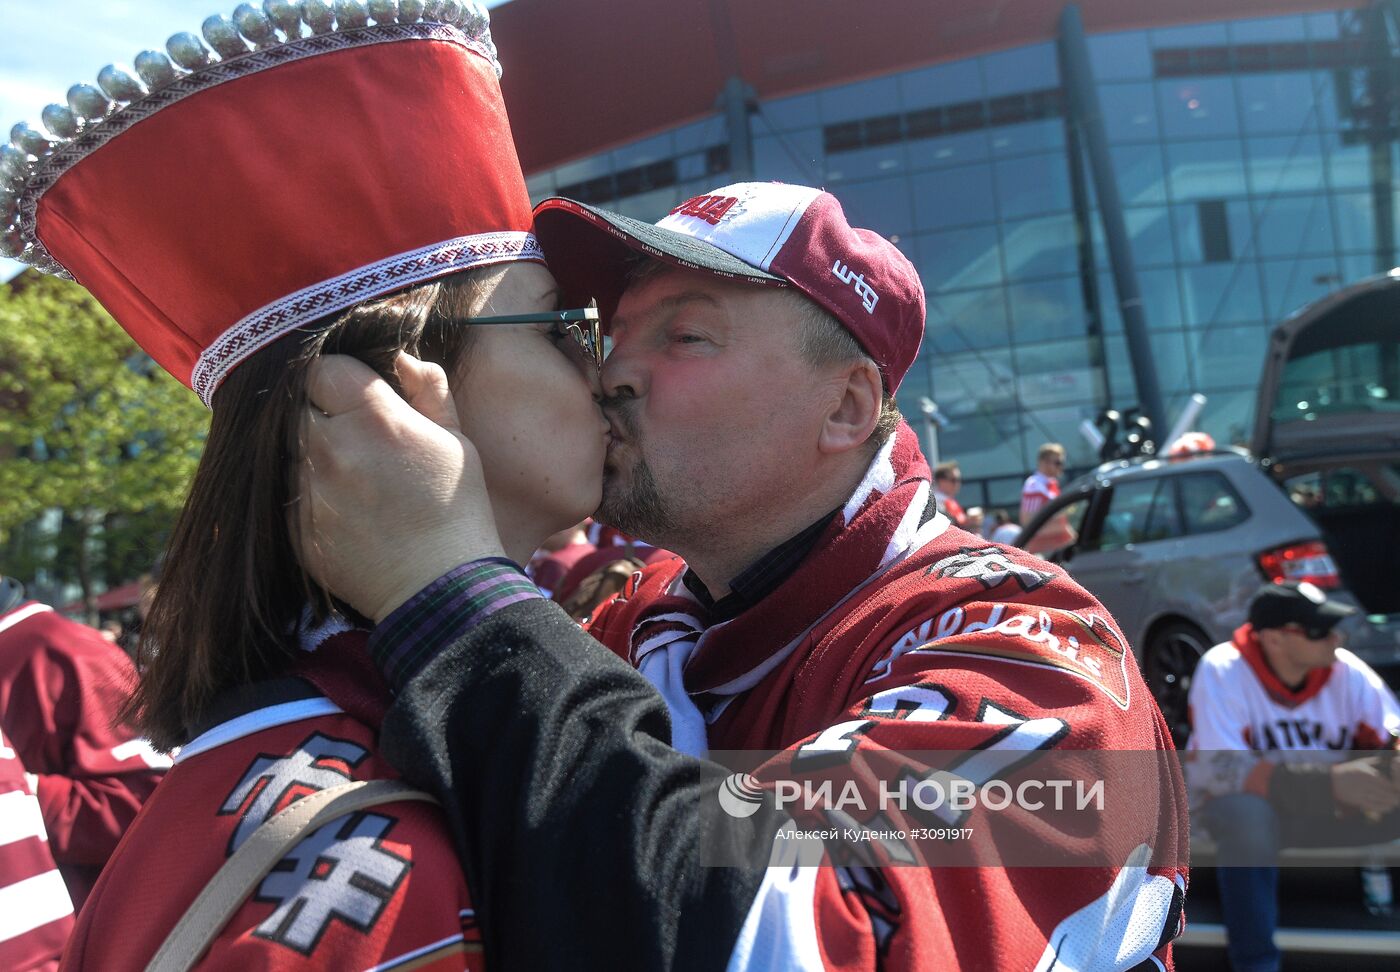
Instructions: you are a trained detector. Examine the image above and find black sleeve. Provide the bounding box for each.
[377,598,783,972]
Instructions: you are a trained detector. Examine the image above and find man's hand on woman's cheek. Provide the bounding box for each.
[299,353,506,622]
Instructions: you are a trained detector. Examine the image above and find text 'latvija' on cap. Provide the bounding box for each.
[533,181,926,393]
[2,0,542,406]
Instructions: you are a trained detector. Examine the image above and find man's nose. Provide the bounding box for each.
[601,343,643,401]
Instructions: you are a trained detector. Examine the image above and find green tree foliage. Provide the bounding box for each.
[0,273,207,609]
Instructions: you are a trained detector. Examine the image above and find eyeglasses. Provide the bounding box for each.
[1282,623,1336,641]
[458,303,602,369]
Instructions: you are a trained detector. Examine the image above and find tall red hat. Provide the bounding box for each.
[1,0,541,405]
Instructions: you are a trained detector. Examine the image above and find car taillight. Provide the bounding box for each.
[1256,541,1341,589]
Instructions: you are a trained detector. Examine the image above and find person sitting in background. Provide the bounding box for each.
[932,460,966,526]
[989,508,1022,544]
[1020,442,1065,525]
[525,520,596,599]
[963,505,985,537]
[1188,581,1400,972]
[0,576,168,909]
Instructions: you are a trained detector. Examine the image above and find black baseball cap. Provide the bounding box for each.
[1249,581,1358,636]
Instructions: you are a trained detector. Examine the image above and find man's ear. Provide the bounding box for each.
[818,360,882,455]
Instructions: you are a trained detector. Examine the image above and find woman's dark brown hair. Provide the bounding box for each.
[124,271,486,750]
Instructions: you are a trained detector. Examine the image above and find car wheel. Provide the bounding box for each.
[1144,621,1211,749]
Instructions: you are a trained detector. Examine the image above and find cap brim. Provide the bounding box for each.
[1316,599,1360,626]
[533,197,784,326]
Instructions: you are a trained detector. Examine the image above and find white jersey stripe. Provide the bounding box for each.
[0,790,48,847]
[0,603,52,636]
[725,863,825,972]
[175,697,344,763]
[0,870,74,944]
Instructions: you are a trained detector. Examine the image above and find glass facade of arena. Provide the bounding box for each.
[524,7,1400,511]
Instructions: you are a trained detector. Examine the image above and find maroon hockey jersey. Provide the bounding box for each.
[0,723,73,971]
[588,423,1188,971]
[61,628,483,972]
[0,603,168,906]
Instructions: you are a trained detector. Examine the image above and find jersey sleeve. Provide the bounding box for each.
[1346,652,1400,748]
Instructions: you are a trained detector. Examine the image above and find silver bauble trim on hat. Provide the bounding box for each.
[3,1,500,279]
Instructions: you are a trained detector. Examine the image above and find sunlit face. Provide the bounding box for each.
[1278,624,1343,671]
[449,262,607,543]
[597,266,834,546]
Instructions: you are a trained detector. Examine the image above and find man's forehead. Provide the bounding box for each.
[611,275,732,330]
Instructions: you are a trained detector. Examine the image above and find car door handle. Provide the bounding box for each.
[1121,569,1147,584]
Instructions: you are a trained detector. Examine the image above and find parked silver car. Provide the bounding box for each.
[1019,271,1400,745]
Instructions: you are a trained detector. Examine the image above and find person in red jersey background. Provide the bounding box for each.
[0,576,167,908]
[0,719,73,971]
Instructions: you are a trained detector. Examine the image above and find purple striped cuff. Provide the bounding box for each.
[368,558,542,692]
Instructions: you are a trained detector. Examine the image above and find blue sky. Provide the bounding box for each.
[2,0,513,280]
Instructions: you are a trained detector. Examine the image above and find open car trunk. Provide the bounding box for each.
[1253,272,1400,616]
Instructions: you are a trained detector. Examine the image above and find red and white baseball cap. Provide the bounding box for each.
[3,2,539,406]
[533,182,926,393]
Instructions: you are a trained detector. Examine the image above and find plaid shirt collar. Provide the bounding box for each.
[681,508,840,622]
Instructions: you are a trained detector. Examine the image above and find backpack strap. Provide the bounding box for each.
[147,779,438,972]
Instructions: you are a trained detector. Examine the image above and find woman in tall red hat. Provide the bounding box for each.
[3,2,607,968]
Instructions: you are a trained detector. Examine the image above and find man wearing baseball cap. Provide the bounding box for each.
[301,182,1188,970]
[1188,581,1400,972]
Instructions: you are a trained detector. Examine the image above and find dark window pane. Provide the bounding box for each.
[1157,78,1240,139]
[1198,200,1232,262]
[1181,484,1248,543]
[1099,477,1183,550]
[1173,199,1251,263]
[913,164,997,230]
